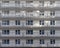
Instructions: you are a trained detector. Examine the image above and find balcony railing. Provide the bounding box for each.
[0,23,60,28]
[1,32,60,37]
[47,42,60,47]
[0,42,60,47]
[0,13,58,18]
[0,3,59,8]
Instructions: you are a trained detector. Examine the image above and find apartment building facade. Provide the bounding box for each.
[0,0,60,48]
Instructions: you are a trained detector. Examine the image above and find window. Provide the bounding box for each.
[26,39,33,44]
[15,10,20,13]
[3,1,9,3]
[2,20,9,25]
[39,1,44,3]
[2,30,9,35]
[15,20,20,25]
[26,1,33,3]
[15,30,20,35]
[2,39,9,44]
[40,30,44,35]
[40,11,44,16]
[26,20,33,25]
[50,20,55,25]
[27,11,33,16]
[50,1,55,5]
[15,39,20,44]
[50,29,55,35]
[26,30,33,35]
[40,39,44,44]
[15,1,20,4]
[50,39,55,44]
[39,1,44,6]
[40,20,44,25]
[3,10,9,14]
[50,11,55,16]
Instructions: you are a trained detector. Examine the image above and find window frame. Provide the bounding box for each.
[26,30,33,35]
[2,30,9,35]
[50,39,55,44]
[50,29,55,35]
[40,39,45,44]
[50,20,55,25]
[15,20,20,25]
[26,39,33,44]
[26,20,33,25]
[39,30,44,35]
[2,20,9,25]
[40,20,44,25]
[15,30,20,35]
[15,39,20,44]
[2,39,9,44]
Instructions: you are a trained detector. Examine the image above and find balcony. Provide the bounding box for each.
[23,33,47,38]
[0,41,47,47]
[0,3,60,9]
[0,34,23,38]
[0,42,47,47]
[0,3,43,8]
[0,32,47,38]
[0,23,60,29]
[0,42,60,47]
[1,33,60,38]
[0,3,33,8]
[0,42,23,47]
[1,14,22,18]
[1,13,40,18]
[48,33,60,37]
[0,30,60,38]
[1,13,60,19]
[47,42,60,47]
[1,3,14,7]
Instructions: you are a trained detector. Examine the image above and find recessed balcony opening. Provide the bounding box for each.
[39,1,44,7]
[2,1,9,3]
[26,1,33,3]
[50,1,55,5]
